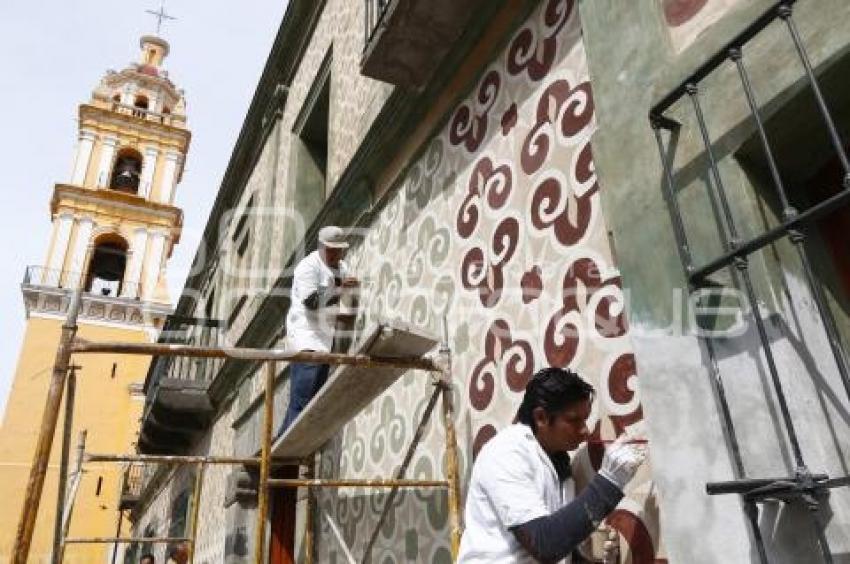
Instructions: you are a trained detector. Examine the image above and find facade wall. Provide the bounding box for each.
[131,1,850,563]
[316,1,659,561]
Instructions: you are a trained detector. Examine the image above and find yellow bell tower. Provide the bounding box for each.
[0,34,189,562]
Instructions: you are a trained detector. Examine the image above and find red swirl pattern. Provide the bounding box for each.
[608,353,643,435]
[521,79,594,176]
[545,257,628,367]
[449,70,501,153]
[457,157,513,239]
[461,218,519,308]
[458,156,519,308]
[607,510,660,564]
[507,0,575,81]
[469,319,534,412]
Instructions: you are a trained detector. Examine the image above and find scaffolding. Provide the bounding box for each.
[12,290,464,564]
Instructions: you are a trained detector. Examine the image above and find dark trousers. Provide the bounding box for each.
[281,362,330,433]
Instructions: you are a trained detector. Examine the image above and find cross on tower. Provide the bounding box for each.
[145,0,176,36]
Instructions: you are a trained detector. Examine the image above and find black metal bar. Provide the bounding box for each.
[729,48,792,213]
[654,120,769,562]
[687,84,806,469]
[730,47,850,404]
[742,502,771,564]
[690,185,850,282]
[707,474,830,495]
[805,500,835,564]
[778,5,850,176]
[651,1,796,118]
[653,120,750,473]
[652,123,695,271]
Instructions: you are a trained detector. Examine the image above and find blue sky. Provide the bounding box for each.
[0,0,288,417]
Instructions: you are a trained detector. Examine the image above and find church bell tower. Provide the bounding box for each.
[0,32,189,562]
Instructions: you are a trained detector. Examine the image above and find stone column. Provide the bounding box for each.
[120,83,136,106]
[139,146,159,199]
[121,227,149,299]
[67,217,94,289]
[96,135,120,188]
[142,230,167,300]
[158,150,181,204]
[44,212,74,286]
[70,130,97,186]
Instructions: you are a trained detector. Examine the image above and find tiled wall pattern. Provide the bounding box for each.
[317,1,663,562]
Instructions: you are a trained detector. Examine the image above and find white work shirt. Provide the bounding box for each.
[457,424,574,564]
[285,250,348,352]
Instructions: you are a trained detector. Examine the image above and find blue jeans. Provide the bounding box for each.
[281,362,330,434]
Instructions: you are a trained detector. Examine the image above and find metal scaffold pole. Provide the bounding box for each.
[254,361,275,564]
[52,365,78,564]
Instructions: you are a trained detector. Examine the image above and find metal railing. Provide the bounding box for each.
[120,462,146,502]
[363,0,393,49]
[23,265,142,300]
[139,316,225,440]
[650,1,850,562]
[23,266,80,289]
[109,102,180,126]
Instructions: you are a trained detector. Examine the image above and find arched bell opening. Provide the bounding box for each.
[110,148,143,194]
[85,235,129,297]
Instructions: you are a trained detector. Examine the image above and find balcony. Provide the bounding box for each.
[119,462,146,510]
[109,101,186,128]
[137,316,222,454]
[21,265,167,328]
[23,265,140,299]
[361,0,491,89]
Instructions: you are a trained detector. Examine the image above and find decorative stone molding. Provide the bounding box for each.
[21,283,172,329]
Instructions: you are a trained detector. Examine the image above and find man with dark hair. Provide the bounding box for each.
[457,367,646,563]
[139,554,155,564]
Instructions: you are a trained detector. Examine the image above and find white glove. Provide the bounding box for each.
[598,435,646,491]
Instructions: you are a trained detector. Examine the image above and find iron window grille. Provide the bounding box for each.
[649,1,850,562]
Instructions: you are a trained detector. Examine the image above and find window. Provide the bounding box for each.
[736,48,850,341]
[292,53,331,199]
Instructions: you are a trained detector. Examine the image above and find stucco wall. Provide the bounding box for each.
[581,0,850,561]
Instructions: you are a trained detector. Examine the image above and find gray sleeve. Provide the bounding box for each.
[511,474,623,562]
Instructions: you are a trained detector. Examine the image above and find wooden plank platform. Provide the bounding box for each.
[271,321,438,460]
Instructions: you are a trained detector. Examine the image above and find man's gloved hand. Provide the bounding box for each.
[598,435,646,491]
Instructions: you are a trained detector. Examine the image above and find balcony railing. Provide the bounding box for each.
[109,102,182,127]
[364,0,392,47]
[119,462,146,509]
[138,316,223,454]
[23,265,141,299]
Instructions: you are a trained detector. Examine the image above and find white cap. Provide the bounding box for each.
[318,226,349,249]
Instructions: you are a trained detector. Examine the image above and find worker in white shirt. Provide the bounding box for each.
[457,367,646,563]
[281,226,358,432]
